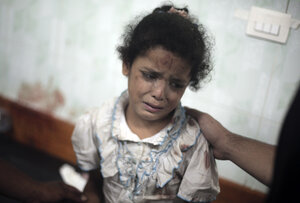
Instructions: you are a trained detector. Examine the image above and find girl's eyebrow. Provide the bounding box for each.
[141,67,162,75]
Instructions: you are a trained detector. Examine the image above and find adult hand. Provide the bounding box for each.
[185,107,231,160]
[185,107,275,186]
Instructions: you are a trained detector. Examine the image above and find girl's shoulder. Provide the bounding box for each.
[183,115,200,136]
[178,114,209,152]
[75,97,118,127]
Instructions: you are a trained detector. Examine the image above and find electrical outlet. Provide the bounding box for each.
[246,6,291,43]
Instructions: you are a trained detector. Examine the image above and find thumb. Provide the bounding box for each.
[184,107,206,122]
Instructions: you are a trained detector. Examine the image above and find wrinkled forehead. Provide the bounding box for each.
[157,51,174,68]
[146,46,190,71]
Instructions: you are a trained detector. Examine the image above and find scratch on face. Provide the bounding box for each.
[159,53,174,70]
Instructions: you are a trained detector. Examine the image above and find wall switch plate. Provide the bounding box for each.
[246,6,291,43]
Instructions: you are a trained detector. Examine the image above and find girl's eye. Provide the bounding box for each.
[170,81,184,89]
[142,71,157,80]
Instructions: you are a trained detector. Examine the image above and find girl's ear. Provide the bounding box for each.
[122,62,130,76]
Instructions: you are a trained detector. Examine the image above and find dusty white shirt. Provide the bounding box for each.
[72,91,220,203]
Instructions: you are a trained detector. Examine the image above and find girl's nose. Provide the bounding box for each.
[152,80,167,101]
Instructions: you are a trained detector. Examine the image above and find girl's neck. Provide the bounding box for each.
[125,105,173,140]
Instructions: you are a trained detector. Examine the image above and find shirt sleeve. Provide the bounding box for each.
[177,133,220,202]
[71,112,100,171]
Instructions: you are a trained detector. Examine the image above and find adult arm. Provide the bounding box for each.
[0,159,87,202]
[185,108,276,186]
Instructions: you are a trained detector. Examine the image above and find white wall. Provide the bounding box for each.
[0,0,299,193]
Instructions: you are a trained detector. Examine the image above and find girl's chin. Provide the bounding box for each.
[140,111,172,123]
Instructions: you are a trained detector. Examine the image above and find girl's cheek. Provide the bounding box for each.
[168,92,182,103]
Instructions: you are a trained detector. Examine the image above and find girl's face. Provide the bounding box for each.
[123,46,191,125]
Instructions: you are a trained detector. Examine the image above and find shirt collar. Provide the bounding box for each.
[112,90,183,145]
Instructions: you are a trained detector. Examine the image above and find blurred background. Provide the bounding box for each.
[0,0,299,194]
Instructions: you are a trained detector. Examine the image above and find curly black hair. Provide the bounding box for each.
[117,4,213,90]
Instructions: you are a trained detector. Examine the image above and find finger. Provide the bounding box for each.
[184,107,204,118]
[63,183,80,193]
[62,184,87,202]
